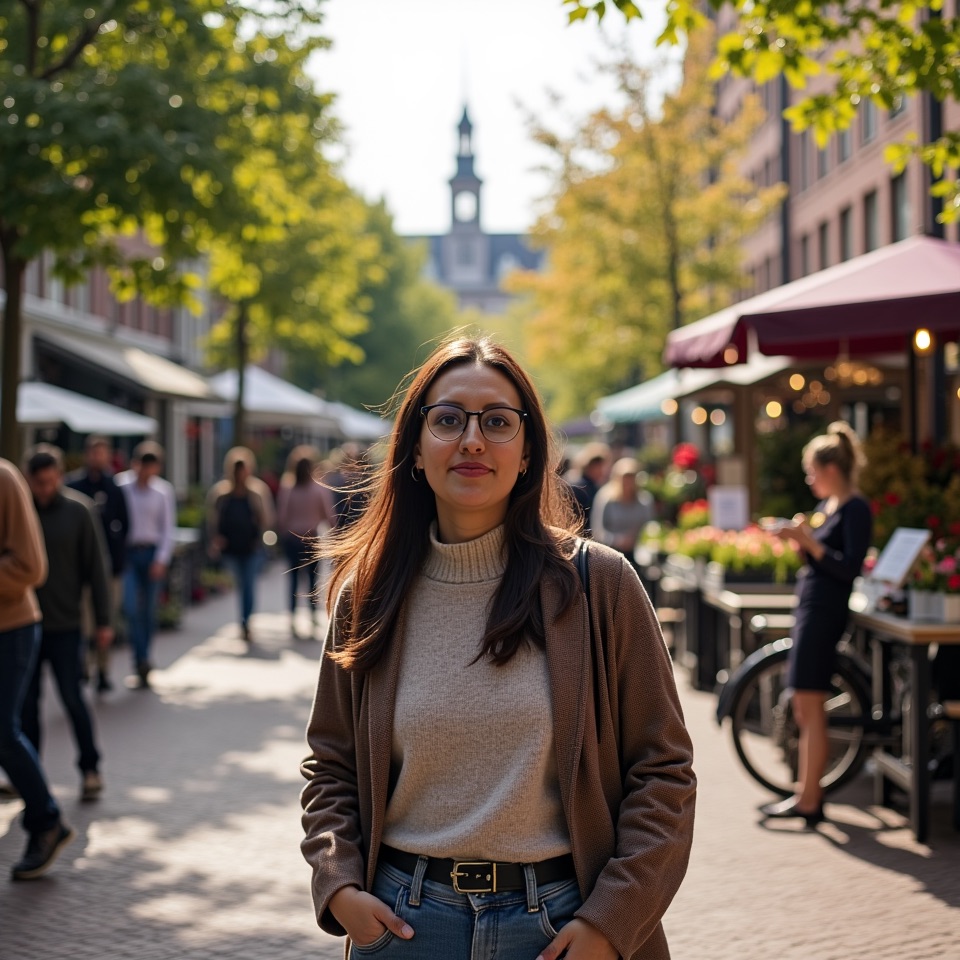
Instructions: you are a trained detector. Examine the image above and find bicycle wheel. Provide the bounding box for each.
[729,648,871,797]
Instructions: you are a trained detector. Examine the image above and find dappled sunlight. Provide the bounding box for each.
[152,620,322,708]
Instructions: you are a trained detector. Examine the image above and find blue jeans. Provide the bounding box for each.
[0,623,61,834]
[283,535,320,614]
[124,544,161,668]
[21,629,101,775]
[349,860,582,959]
[223,552,260,627]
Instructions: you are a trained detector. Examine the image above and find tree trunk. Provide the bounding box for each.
[232,302,249,448]
[1,238,26,464]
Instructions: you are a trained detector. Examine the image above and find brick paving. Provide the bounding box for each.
[1,562,957,959]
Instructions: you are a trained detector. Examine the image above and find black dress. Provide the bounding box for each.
[788,495,873,692]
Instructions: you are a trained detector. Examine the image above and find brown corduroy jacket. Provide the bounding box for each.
[300,542,696,960]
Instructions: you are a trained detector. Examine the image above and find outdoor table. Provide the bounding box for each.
[698,587,796,688]
[851,609,960,843]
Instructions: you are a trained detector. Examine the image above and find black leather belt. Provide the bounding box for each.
[379,844,575,895]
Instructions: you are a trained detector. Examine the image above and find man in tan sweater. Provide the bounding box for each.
[0,458,75,880]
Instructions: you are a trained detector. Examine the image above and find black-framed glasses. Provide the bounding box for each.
[420,404,528,443]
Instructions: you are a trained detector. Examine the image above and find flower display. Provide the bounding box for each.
[911,537,960,594]
[861,429,960,549]
[660,523,802,584]
[677,498,710,531]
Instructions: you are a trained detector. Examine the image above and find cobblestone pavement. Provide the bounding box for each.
[1,562,957,959]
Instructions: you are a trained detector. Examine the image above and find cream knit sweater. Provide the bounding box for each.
[381,524,571,863]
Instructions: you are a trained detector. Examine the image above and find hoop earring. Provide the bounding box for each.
[411,464,421,483]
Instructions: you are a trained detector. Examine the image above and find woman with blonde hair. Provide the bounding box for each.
[300,334,695,960]
[761,421,872,825]
[592,457,654,569]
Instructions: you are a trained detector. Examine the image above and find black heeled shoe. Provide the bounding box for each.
[759,796,825,826]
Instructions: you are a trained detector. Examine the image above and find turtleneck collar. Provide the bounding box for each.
[421,522,507,584]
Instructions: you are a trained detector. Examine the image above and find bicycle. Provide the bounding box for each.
[715,626,907,797]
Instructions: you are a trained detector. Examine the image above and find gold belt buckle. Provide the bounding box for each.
[450,861,497,894]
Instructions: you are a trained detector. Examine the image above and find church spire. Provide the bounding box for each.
[458,106,473,157]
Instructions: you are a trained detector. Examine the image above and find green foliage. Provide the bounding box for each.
[287,202,459,408]
[565,0,960,221]
[860,429,960,549]
[0,0,337,458]
[513,28,785,421]
[755,418,824,519]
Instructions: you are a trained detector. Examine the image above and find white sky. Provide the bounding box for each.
[310,0,679,235]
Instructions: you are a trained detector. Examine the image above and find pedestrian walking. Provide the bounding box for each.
[0,457,75,881]
[300,335,696,960]
[67,434,129,692]
[566,442,610,536]
[276,447,334,640]
[116,441,175,688]
[591,457,655,570]
[206,447,275,644]
[22,445,111,804]
[761,422,872,825]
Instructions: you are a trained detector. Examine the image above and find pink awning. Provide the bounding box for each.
[664,237,960,367]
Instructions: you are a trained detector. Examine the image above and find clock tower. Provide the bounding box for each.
[449,106,482,231]
[409,105,544,313]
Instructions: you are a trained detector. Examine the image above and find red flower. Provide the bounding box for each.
[949,522,960,537]
[950,574,960,591]
[884,492,901,507]
[928,515,942,528]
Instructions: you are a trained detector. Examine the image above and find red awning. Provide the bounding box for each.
[664,237,960,367]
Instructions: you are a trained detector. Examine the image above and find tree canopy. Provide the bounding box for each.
[512,29,785,421]
[564,0,960,221]
[0,0,349,458]
[287,201,459,410]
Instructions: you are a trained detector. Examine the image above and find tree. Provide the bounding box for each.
[0,1,328,460]
[199,26,381,445]
[512,30,785,421]
[564,0,960,221]
[287,201,459,410]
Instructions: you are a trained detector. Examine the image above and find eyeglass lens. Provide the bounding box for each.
[425,405,523,442]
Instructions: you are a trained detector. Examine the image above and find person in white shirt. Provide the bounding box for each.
[116,442,175,688]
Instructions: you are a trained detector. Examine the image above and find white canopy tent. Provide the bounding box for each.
[17,381,158,435]
[209,366,391,441]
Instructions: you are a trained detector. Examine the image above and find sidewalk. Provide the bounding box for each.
[1,561,957,959]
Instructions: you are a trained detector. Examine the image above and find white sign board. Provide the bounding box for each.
[869,527,931,588]
[708,485,750,531]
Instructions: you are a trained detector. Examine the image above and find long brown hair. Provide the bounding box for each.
[324,334,581,672]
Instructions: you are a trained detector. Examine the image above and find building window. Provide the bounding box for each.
[864,190,879,252]
[798,130,810,191]
[800,234,810,277]
[891,172,909,241]
[817,146,829,179]
[840,206,853,261]
[818,221,830,270]
[890,94,905,119]
[838,128,852,164]
[862,99,877,143]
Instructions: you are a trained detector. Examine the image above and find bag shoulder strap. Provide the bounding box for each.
[575,538,606,742]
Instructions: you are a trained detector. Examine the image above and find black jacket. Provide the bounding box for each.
[67,469,129,575]
[34,489,112,632]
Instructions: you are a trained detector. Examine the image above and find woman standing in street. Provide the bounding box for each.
[300,335,695,960]
[761,422,872,825]
[277,447,334,640]
[207,447,275,644]
[591,457,654,570]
